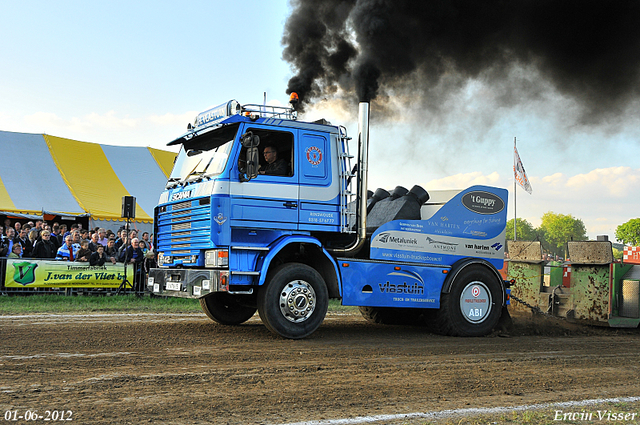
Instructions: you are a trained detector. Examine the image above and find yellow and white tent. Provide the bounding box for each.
[0,130,176,230]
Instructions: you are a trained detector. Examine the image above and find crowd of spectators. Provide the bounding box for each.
[0,219,156,274]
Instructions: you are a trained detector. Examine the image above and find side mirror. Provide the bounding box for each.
[240,131,260,182]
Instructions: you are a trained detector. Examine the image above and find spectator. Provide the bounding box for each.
[139,240,149,254]
[104,239,118,264]
[56,235,81,261]
[75,240,92,262]
[8,243,22,258]
[27,229,39,256]
[58,224,67,243]
[149,233,154,251]
[115,230,126,251]
[80,229,90,243]
[1,228,17,257]
[124,237,144,263]
[97,228,108,247]
[71,230,81,245]
[48,226,61,250]
[88,233,100,252]
[16,228,32,257]
[89,244,108,266]
[123,238,144,283]
[63,223,77,240]
[3,218,11,229]
[0,226,5,243]
[117,236,129,262]
[14,221,21,233]
[32,230,57,259]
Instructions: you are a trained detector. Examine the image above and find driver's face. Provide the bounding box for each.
[263,148,277,164]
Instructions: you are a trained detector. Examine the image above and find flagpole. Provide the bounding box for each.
[513,137,517,241]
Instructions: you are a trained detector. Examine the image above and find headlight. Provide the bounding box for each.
[205,249,229,267]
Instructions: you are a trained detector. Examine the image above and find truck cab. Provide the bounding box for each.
[149,98,511,339]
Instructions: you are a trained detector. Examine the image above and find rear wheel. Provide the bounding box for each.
[200,293,257,325]
[258,263,328,339]
[436,265,502,336]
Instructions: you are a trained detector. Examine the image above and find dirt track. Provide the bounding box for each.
[1,311,640,424]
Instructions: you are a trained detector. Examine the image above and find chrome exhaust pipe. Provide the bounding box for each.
[331,102,369,256]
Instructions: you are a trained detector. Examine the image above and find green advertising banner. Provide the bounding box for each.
[4,259,128,288]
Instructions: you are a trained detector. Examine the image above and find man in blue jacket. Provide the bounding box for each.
[56,235,81,261]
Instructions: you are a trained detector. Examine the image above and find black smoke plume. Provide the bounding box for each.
[282,0,640,118]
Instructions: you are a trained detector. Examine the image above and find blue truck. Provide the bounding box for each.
[148,97,511,339]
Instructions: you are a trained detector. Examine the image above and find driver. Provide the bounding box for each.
[258,144,288,176]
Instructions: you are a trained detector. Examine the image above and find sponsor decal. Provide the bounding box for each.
[491,242,503,251]
[305,146,323,166]
[12,262,38,285]
[5,259,126,288]
[426,236,458,252]
[214,212,227,225]
[171,189,194,202]
[378,282,425,295]
[472,286,481,297]
[461,191,505,215]
[376,232,418,246]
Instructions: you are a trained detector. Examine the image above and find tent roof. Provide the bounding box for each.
[0,130,176,223]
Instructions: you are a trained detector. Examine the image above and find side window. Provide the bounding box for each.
[241,128,294,178]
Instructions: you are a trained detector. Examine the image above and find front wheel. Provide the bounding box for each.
[258,263,328,339]
[435,265,503,336]
[200,293,257,325]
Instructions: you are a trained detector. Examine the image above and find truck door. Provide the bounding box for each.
[298,131,340,232]
[230,125,299,230]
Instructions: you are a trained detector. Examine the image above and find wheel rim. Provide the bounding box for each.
[459,281,492,323]
[279,280,316,323]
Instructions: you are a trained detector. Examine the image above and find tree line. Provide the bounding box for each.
[507,213,640,258]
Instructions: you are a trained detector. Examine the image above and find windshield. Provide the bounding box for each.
[168,139,234,187]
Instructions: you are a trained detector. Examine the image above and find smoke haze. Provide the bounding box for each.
[282,0,640,122]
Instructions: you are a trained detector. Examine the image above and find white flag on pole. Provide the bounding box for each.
[514,146,532,194]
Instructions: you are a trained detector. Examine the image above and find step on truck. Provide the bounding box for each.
[148,96,511,339]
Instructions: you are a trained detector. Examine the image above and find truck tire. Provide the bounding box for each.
[358,306,422,325]
[200,293,257,325]
[435,265,502,336]
[258,263,328,339]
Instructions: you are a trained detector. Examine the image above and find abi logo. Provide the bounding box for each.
[12,262,38,286]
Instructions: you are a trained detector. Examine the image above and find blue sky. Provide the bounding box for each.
[1,1,639,243]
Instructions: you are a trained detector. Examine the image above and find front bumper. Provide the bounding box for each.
[148,268,230,299]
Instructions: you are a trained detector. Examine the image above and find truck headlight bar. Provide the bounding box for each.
[204,249,229,268]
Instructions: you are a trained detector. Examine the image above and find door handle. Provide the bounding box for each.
[283,202,298,208]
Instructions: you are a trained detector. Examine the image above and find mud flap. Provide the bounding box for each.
[497,305,514,333]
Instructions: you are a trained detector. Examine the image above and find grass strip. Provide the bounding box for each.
[0,294,357,314]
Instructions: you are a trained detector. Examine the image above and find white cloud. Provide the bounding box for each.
[426,171,502,190]
[510,167,640,241]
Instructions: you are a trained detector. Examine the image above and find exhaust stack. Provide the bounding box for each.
[331,102,370,256]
